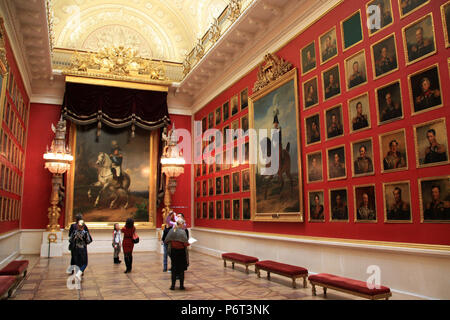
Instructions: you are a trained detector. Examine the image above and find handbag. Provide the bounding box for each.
[132,232,140,244]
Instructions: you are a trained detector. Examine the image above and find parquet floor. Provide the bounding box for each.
[10,251,419,300]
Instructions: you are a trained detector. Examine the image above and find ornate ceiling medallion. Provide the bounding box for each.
[253,53,293,93]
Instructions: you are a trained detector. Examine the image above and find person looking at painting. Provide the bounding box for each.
[380,92,402,122]
[110,140,124,185]
[348,61,365,88]
[352,101,369,131]
[383,139,406,170]
[69,219,92,282]
[424,129,448,164]
[387,187,410,220]
[327,113,343,138]
[325,74,339,99]
[415,77,441,112]
[376,46,396,76]
[408,26,434,62]
[357,193,375,220]
[354,145,373,175]
[161,211,176,272]
[424,185,450,220]
[67,213,91,274]
[122,218,137,273]
[310,194,324,220]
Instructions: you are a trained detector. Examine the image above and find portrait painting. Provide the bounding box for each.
[208,112,214,129]
[345,50,367,90]
[223,174,230,194]
[366,0,394,36]
[442,2,450,48]
[243,198,251,220]
[240,88,249,110]
[307,151,323,183]
[383,181,411,222]
[195,164,200,177]
[403,14,436,65]
[223,101,230,121]
[216,176,222,195]
[202,180,207,196]
[242,169,250,191]
[232,199,240,220]
[399,0,430,18]
[69,125,152,224]
[376,80,403,124]
[249,69,302,222]
[327,145,346,181]
[223,125,230,145]
[241,114,249,133]
[202,162,207,176]
[215,153,221,172]
[303,77,319,109]
[216,200,222,219]
[351,138,374,177]
[202,117,207,133]
[308,190,325,222]
[242,141,249,164]
[215,106,221,125]
[196,202,201,219]
[354,185,377,222]
[196,181,200,198]
[231,119,240,141]
[323,64,341,101]
[305,113,321,146]
[231,95,239,116]
[208,158,214,174]
[341,10,363,51]
[325,104,344,140]
[419,176,450,223]
[232,146,240,167]
[319,27,338,64]
[329,188,349,221]
[348,93,371,133]
[224,199,231,219]
[208,201,214,219]
[414,118,449,168]
[371,33,398,79]
[202,202,207,219]
[379,129,408,173]
[301,41,317,75]
[409,64,442,115]
[208,177,214,196]
[232,171,240,193]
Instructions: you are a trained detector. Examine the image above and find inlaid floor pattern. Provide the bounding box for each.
[10,251,418,300]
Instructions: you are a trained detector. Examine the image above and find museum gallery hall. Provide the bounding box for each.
[0,0,449,302]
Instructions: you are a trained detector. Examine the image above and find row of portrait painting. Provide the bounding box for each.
[308,175,449,223]
[301,2,448,77]
[195,198,251,221]
[306,117,449,182]
[195,169,250,197]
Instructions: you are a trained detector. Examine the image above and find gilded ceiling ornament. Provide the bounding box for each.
[194,39,204,61]
[182,58,191,77]
[0,18,9,75]
[45,0,55,52]
[209,18,221,44]
[253,53,293,93]
[227,0,242,22]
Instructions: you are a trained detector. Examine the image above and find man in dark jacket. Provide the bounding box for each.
[67,214,91,274]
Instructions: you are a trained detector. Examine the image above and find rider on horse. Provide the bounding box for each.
[110,141,123,186]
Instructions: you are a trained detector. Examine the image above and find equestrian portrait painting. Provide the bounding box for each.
[249,68,303,222]
[67,124,151,224]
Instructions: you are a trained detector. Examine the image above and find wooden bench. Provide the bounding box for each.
[308,273,392,300]
[0,276,17,300]
[255,260,308,289]
[0,260,29,280]
[222,253,259,274]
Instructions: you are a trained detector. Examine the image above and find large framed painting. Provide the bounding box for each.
[66,124,159,229]
[249,68,303,222]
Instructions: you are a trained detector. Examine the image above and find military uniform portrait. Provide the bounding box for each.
[414,118,449,168]
[215,176,222,195]
[409,64,442,114]
[308,191,325,222]
[380,129,408,173]
[232,199,240,220]
[231,119,239,142]
[403,14,436,65]
[301,41,317,75]
[399,0,430,18]
[242,169,250,191]
[319,27,338,64]
[196,202,201,219]
[231,95,239,116]
[330,188,349,221]
[384,182,412,222]
[345,50,367,90]
[202,180,207,196]
[307,151,323,183]
[242,142,249,164]
[305,113,321,146]
[325,104,344,140]
[224,199,231,219]
[240,88,248,110]
[208,201,214,219]
[232,171,240,193]
[354,185,377,222]
[223,125,230,145]
[419,177,450,222]
[216,201,222,219]
[348,93,371,133]
[352,139,374,177]
[243,198,251,220]
[241,114,249,133]
[302,77,319,109]
[366,0,394,36]
[196,181,200,198]
[208,112,214,129]
[371,33,398,79]
[202,117,207,133]
[376,81,403,124]
[223,101,230,121]
[208,178,214,196]
[215,107,221,125]
[327,145,346,181]
[442,2,450,48]
[215,153,221,172]
[323,64,341,101]
[223,174,230,194]
[202,202,207,219]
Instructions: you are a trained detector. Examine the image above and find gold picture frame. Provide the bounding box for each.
[324,104,344,141]
[216,200,223,220]
[232,198,241,220]
[371,32,399,80]
[375,79,404,125]
[304,112,321,147]
[329,187,350,222]
[418,175,450,223]
[348,92,371,134]
[383,181,412,223]
[413,118,449,169]
[340,9,364,52]
[306,151,323,184]
[398,0,430,19]
[322,63,341,102]
[326,144,347,181]
[366,0,394,37]
[300,40,317,76]
[302,76,319,110]
[402,13,436,66]
[319,26,339,65]
[442,1,450,48]
[344,49,368,91]
[308,190,325,222]
[354,184,377,223]
[65,123,159,229]
[351,137,375,178]
[379,128,409,174]
[408,63,443,116]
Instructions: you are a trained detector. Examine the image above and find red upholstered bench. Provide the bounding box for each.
[0,276,17,300]
[308,273,392,300]
[255,260,308,288]
[222,253,259,274]
[0,260,29,279]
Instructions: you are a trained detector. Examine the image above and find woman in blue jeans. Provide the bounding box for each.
[69,220,92,281]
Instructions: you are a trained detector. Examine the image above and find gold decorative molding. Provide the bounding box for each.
[253,53,293,93]
[0,18,9,75]
[45,0,55,53]
[227,0,242,22]
[65,75,169,92]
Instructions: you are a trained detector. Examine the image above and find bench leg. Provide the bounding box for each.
[224,260,227,267]
[311,284,316,296]
[292,278,296,289]
[323,287,327,297]
[267,271,271,280]
[232,262,235,269]
[245,265,249,274]
[256,268,260,278]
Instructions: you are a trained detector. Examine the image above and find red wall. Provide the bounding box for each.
[194,0,450,245]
